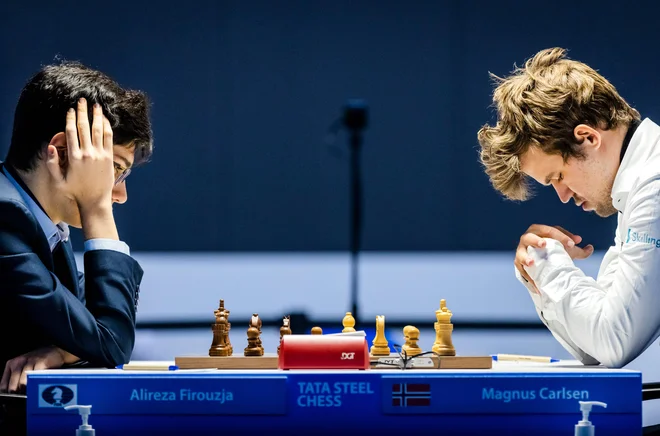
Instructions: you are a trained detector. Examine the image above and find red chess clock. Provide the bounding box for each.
[278,335,370,370]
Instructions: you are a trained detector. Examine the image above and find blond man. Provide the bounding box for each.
[478,47,660,368]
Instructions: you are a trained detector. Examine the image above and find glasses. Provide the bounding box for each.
[114,162,132,185]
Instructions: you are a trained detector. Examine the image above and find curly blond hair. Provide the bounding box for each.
[477,47,640,200]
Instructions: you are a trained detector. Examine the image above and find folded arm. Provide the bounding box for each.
[0,201,142,367]
[521,179,660,368]
[515,268,600,365]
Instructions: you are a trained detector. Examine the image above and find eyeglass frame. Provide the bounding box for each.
[114,162,131,185]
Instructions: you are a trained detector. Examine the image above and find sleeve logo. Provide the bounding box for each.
[626,228,660,248]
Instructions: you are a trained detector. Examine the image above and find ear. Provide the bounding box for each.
[49,132,66,145]
[45,132,67,181]
[573,124,601,150]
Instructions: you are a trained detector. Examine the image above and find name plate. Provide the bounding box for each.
[31,376,287,415]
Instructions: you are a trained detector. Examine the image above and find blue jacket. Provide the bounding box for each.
[0,164,142,369]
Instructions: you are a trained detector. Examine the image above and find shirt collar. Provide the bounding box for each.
[618,119,640,164]
[611,118,656,212]
[1,165,69,251]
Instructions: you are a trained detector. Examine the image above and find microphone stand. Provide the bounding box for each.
[342,100,368,327]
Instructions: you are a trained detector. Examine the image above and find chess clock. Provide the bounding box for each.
[278,335,370,370]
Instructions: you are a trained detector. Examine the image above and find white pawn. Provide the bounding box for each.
[342,312,356,332]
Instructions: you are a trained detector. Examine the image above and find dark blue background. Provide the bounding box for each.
[2,0,656,252]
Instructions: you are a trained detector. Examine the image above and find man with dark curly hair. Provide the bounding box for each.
[0,61,153,393]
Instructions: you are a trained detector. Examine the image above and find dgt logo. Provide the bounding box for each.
[38,384,77,408]
[341,352,355,360]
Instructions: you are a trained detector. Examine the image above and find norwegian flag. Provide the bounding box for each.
[391,383,431,407]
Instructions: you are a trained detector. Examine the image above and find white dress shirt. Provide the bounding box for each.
[517,118,660,368]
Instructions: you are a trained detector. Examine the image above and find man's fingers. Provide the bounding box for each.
[581,245,595,259]
[0,362,10,392]
[65,107,81,159]
[76,98,92,152]
[516,245,533,267]
[520,232,546,250]
[554,225,582,244]
[7,360,25,393]
[528,224,575,248]
[91,103,104,150]
[17,360,36,394]
[514,258,540,294]
[32,359,49,371]
[103,117,113,153]
[517,223,586,295]
[17,359,47,394]
[572,244,595,260]
[545,228,575,248]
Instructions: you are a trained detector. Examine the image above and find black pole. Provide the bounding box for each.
[349,131,362,324]
[342,100,368,327]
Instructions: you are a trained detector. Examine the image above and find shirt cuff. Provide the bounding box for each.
[84,238,131,256]
[514,265,542,300]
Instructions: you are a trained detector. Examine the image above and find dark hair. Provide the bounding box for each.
[6,60,153,172]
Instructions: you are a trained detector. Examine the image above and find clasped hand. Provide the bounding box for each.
[0,347,78,394]
[516,224,594,293]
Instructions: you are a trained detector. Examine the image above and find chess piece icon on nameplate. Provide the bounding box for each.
[342,312,356,333]
[209,302,231,357]
[311,326,323,335]
[278,315,292,355]
[401,325,422,357]
[244,325,264,356]
[370,315,390,356]
[432,299,456,356]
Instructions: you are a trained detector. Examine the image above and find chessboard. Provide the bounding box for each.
[174,299,492,370]
[174,354,492,370]
[176,354,279,370]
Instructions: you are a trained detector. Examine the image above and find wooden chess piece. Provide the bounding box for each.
[219,300,233,355]
[209,310,231,356]
[249,313,263,332]
[209,311,222,356]
[401,325,422,357]
[244,325,264,356]
[218,299,226,314]
[249,313,264,352]
[311,326,323,335]
[370,315,390,356]
[342,312,356,333]
[432,299,456,356]
[278,315,292,355]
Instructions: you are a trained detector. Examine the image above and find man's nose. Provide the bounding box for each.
[552,181,572,204]
[112,182,128,204]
